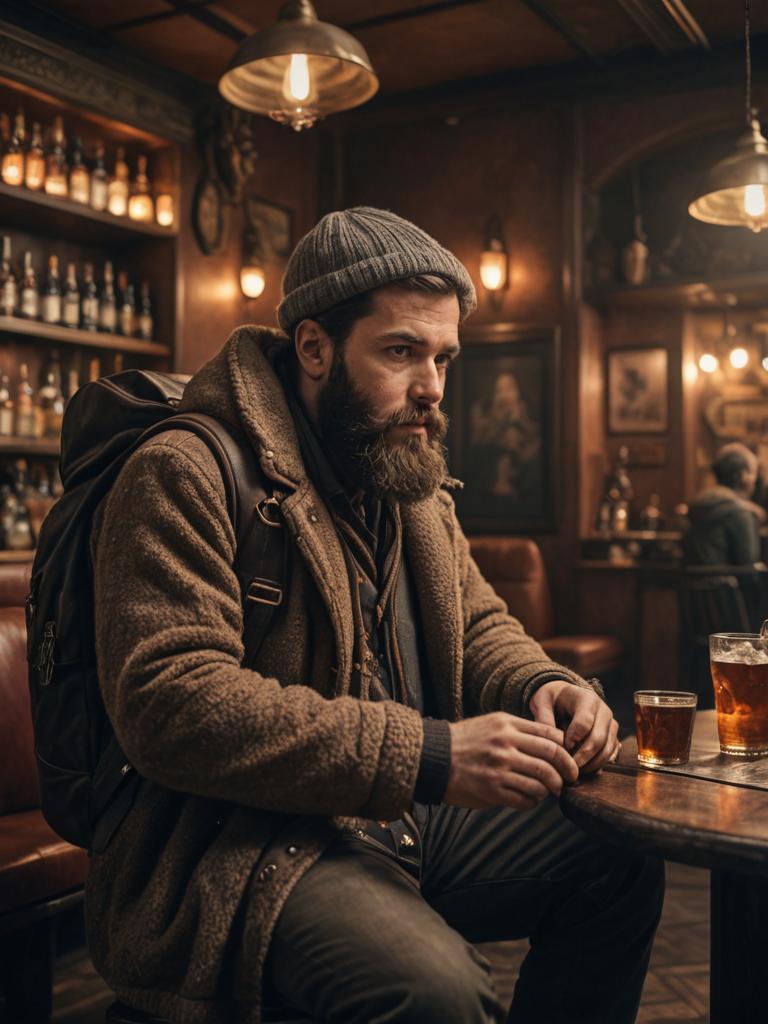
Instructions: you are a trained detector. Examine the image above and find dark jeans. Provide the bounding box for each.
[266,797,665,1023]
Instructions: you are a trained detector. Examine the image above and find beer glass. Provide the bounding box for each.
[634,690,697,765]
[709,633,768,757]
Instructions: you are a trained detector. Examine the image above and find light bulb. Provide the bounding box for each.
[698,353,718,373]
[479,248,507,291]
[240,264,266,299]
[762,356,768,371]
[745,184,767,218]
[288,53,311,101]
[730,346,749,369]
[156,194,174,227]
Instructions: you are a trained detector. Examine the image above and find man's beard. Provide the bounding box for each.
[317,352,450,503]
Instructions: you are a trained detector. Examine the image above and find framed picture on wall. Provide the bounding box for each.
[244,196,293,262]
[446,325,560,533]
[606,347,668,434]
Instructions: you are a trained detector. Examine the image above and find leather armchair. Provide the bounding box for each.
[0,559,89,1022]
[469,536,623,679]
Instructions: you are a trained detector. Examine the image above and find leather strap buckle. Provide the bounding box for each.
[255,497,282,528]
[246,578,283,607]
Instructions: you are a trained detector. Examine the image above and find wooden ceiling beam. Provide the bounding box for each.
[344,0,486,33]
[617,0,709,55]
[163,0,245,41]
[105,2,217,34]
[520,0,605,69]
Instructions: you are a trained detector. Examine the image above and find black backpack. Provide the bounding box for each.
[26,369,286,853]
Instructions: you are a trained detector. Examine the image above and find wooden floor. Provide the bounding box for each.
[40,860,709,1024]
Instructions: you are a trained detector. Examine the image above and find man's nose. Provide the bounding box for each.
[410,362,443,406]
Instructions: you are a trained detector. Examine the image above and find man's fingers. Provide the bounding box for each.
[499,772,550,805]
[506,750,566,795]
[511,717,566,746]
[513,733,579,783]
[579,722,621,775]
[564,699,599,754]
[531,693,557,728]
[570,703,615,767]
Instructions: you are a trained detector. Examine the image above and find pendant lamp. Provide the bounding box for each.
[689,0,768,232]
[218,0,378,131]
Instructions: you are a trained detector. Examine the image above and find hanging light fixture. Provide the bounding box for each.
[218,0,378,132]
[689,0,768,232]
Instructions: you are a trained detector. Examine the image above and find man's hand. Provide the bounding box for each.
[444,712,579,810]
[529,681,620,775]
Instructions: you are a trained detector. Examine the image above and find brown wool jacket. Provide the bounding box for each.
[87,325,595,1023]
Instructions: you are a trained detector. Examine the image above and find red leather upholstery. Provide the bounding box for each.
[0,810,88,915]
[469,536,623,677]
[0,560,88,920]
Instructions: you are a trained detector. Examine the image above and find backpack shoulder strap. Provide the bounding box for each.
[146,412,286,667]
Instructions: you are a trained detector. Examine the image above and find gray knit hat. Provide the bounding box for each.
[277,206,476,334]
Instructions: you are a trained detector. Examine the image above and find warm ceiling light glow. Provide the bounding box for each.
[699,353,719,373]
[240,264,266,299]
[762,356,768,371]
[480,248,507,291]
[288,53,311,101]
[730,346,749,368]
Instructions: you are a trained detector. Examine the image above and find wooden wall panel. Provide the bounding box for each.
[175,121,317,374]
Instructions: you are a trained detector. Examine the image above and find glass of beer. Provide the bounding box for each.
[709,633,768,757]
[634,690,698,765]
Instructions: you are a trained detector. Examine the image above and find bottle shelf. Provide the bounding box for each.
[0,315,171,356]
[585,271,768,311]
[0,181,177,245]
[0,549,35,562]
[0,436,60,456]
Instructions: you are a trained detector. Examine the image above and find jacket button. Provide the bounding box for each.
[286,846,299,856]
[259,863,277,881]
[400,834,415,848]
[265,450,274,459]
[309,513,318,523]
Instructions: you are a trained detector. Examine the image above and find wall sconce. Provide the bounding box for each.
[240,229,266,299]
[479,216,508,292]
[155,193,174,228]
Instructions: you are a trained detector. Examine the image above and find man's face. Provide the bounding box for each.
[316,285,461,502]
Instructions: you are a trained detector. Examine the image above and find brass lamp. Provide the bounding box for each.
[689,0,768,232]
[218,0,378,131]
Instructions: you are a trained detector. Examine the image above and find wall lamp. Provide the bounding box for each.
[479,216,508,292]
[240,229,266,299]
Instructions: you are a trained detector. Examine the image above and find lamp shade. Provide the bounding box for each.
[219,0,378,131]
[689,118,768,232]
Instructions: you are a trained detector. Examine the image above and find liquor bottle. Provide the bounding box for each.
[88,357,101,383]
[0,373,13,437]
[44,115,68,197]
[25,122,45,190]
[41,349,63,394]
[119,280,136,337]
[81,262,98,330]
[16,363,38,438]
[90,142,108,212]
[38,372,64,438]
[107,146,129,217]
[0,114,9,164]
[99,260,117,333]
[42,255,62,325]
[62,262,80,328]
[0,236,17,317]
[137,280,153,340]
[128,154,154,222]
[113,352,124,374]
[66,366,80,406]
[69,136,90,204]
[20,251,39,320]
[1,109,25,186]
[6,459,34,551]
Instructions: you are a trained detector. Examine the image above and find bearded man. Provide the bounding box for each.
[90,208,664,1024]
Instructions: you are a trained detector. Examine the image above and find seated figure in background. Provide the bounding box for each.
[683,442,765,566]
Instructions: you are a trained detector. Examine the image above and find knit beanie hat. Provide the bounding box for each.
[277,206,476,334]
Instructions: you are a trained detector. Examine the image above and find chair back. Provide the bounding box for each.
[468,536,554,640]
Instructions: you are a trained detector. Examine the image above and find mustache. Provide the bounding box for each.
[362,403,449,437]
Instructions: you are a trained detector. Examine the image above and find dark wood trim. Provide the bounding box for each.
[345,0,486,32]
[520,0,605,69]
[165,0,245,42]
[0,316,173,356]
[661,0,710,50]
[0,12,197,142]
[106,1,217,34]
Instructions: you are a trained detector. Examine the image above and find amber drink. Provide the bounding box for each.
[709,633,768,757]
[634,690,697,765]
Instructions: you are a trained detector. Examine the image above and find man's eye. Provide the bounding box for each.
[389,345,410,358]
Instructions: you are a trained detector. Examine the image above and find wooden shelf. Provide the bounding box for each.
[586,272,768,311]
[0,181,177,246]
[0,437,59,456]
[0,316,172,356]
[0,550,35,562]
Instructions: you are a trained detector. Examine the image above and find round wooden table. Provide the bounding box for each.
[561,709,768,1024]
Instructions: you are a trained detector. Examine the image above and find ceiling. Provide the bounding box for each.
[17,1,768,97]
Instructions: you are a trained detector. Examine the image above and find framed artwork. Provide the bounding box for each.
[447,325,560,533]
[607,347,669,434]
[192,175,224,255]
[244,197,293,263]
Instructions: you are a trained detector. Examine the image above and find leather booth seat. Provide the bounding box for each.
[0,559,88,1021]
[468,536,623,678]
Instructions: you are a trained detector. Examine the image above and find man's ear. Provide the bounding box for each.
[295,319,334,382]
